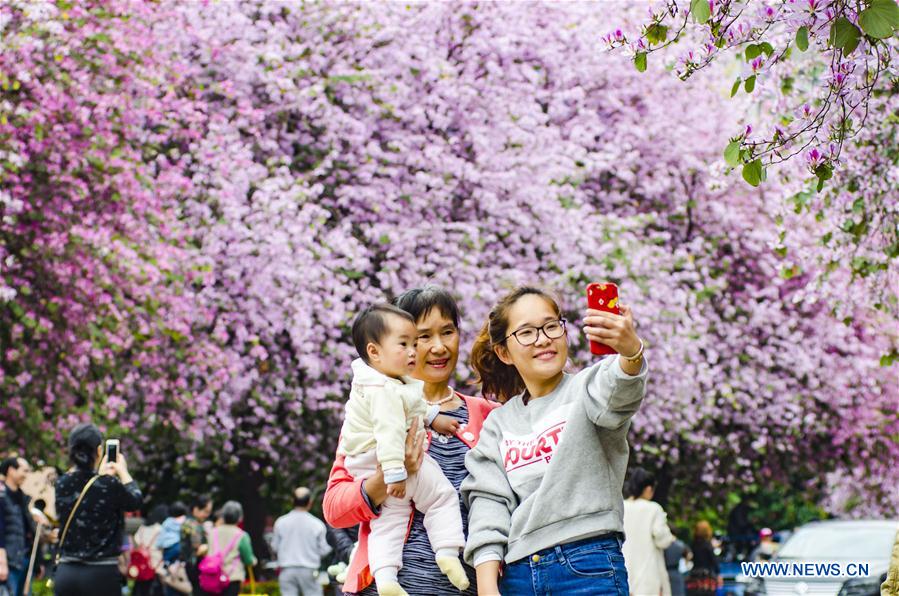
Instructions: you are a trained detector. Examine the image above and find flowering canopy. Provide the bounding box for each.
[1,0,896,516]
[609,0,899,327]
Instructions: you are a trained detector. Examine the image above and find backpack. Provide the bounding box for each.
[198,528,243,594]
[128,527,161,582]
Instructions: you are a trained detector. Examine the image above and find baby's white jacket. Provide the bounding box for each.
[338,358,439,483]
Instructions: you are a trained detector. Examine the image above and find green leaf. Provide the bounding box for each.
[657,25,669,43]
[829,17,861,53]
[759,42,775,57]
[779,264,802,279]
[646,23,668,44]
[634,52,647,73]
[690,0,711,24]
[744,75,756,93]
[724,141,741,166]
[338,268,365,280]
[731,77,741,97]
[742,159,763,186]
[843,32,860,55]
[781,76,795,94]
[10,301,24,318]
[858,0,899,39]
[796,26,809,51]
[815,162,832,192]
[745,44,761,61]
[743,43,762,62]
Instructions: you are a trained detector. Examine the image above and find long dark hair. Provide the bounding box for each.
[469,286,562,403]
[68,423,102,472]
[626,467,656,498]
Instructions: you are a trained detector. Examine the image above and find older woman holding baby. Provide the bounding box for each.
[324,286,498,596]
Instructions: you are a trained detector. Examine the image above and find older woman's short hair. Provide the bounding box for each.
[221,500,243,525]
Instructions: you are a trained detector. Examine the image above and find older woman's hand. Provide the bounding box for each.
[404,417,426,474]
[364,418,425,507]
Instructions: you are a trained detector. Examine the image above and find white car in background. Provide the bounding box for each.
[741,519,898,596]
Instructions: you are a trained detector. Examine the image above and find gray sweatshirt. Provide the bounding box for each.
[462,356,647,566]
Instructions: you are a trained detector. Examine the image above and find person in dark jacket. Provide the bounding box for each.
[53,423,142,596]
[687,520,721,596]
[664,526,692,596]
[326,525,358,565]
[1,456,36,596]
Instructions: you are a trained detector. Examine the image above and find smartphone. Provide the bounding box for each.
[105,439,119,464]
[586,282,620,356]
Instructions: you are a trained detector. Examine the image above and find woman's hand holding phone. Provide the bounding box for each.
[100,450,133,484]
[583,304,639,355]
[583,304,643,374]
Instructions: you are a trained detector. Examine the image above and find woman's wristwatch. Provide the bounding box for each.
[621,339,644,364]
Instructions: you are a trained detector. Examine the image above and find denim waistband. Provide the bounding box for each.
[516,532,624,566]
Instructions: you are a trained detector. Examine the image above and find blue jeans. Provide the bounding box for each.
[499,534,629,595]
[7,553,33,596]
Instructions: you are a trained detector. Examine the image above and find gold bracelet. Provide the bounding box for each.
[621,339,644,363]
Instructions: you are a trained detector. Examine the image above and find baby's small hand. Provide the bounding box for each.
[431,414,461,436]
[387,480,406,499]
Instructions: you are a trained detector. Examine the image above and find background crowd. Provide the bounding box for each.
[0,447,337,596]
[1,449,808,596]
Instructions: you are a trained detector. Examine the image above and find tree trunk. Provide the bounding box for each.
[236,460,271,563]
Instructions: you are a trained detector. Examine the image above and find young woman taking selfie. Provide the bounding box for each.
[463,286,648,595]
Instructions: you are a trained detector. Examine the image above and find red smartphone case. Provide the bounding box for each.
[586,282,619,355]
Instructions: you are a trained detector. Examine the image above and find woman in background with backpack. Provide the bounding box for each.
[198,501,255,596]
[130,504,168,596]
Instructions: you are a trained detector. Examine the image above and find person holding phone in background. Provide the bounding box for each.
[463,285,647,595]
[53,423,142,596]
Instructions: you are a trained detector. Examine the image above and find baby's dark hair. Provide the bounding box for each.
[352,303,415,363]
[169,501,188,518]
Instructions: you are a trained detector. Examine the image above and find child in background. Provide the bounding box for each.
[156,501,187,564]
[338,303,469,596]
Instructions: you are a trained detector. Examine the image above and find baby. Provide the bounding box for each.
[338,303,469,596]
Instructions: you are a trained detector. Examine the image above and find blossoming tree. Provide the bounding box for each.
[1,0,895,528]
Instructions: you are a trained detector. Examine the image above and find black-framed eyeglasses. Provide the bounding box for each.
[504,319,567,346]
